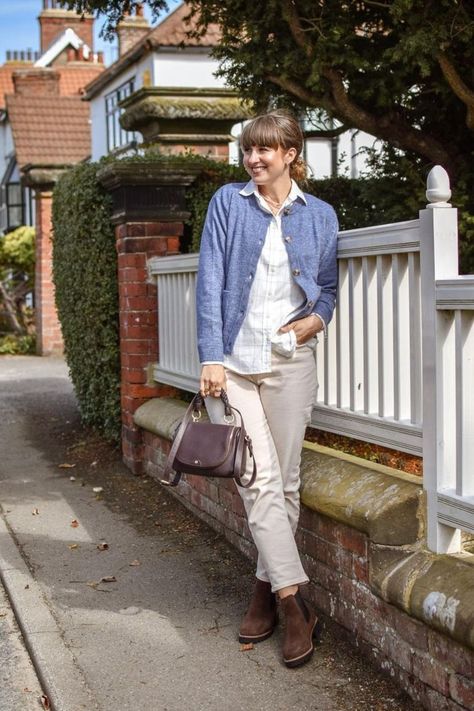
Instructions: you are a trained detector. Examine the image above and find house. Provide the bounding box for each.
[0,0,105,354]
[83,3,249,163]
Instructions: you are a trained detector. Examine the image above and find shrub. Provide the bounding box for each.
[0,333,36,355]
[52,160,120,442]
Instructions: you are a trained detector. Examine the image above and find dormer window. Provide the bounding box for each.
[105,78,136,153]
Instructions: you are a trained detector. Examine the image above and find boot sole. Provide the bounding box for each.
[238,615,278,644]
[283,617,323,668]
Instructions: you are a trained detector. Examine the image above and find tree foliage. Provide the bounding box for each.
[63,0,474,178]
[0,226,35,335]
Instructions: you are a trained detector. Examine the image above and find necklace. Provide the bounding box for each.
[260,188,291,211]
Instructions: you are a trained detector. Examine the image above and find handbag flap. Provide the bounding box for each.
[175,422,238,469]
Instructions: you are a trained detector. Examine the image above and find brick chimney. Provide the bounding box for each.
[39,0,94,53]
[117,3,150,57]
[13,68,60,96]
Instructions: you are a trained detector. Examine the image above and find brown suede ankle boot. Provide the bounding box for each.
[280,590,321,667]
[238,579,277,644]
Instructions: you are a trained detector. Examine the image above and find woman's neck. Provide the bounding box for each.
[257,177,292,206]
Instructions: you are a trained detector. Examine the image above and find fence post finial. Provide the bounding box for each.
[426,165,451,208]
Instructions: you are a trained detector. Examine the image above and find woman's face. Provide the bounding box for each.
[242,144,297,186]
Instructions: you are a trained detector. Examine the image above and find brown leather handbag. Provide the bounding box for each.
[161,391,257,488]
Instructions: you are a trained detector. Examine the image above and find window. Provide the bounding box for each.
[105,78,136,153]
[6,183,24,229]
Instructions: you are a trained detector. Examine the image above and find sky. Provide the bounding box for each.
[0,0,181,67]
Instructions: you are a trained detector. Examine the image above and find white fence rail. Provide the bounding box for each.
[148,166,473,553]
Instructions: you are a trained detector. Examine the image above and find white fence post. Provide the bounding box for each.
[420,166,461,552]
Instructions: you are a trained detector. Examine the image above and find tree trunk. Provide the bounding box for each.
[0,279,25,335]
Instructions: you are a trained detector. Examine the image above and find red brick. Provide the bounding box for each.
[353,555,369,584]
[144,221,183,237]
[120,324,151,339]
[428,630,473,677]
[393,611,429,653]
[412,650,450,696]
[125,222,147,237]
[120,267,148,282]
[337,525,368,557]
[123,296,156,311]
[313,514,340,545]
[449,673,474,708]
[118,253,146,268]
[121,367,146,384]
[121,236,169,255]
[383,629,414,674]
[166,237,180,254]
[426,687,461,711]
[121,353,153,369]
[119,282,147,298]
[121,340,154,355]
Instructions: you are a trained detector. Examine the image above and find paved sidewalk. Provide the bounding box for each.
[0,356,419,711]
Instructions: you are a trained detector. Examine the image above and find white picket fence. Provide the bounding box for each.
[148,166,474,553]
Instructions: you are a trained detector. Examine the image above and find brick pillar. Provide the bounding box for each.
[99,161,202,474]
[116,221,182,473]
[34,189,63,355]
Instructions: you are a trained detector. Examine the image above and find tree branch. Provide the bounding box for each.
[304,124,352,139]
[437,51,474,130]
[281,0,312,57]
[321,66,455,171]
[266,73,334,113]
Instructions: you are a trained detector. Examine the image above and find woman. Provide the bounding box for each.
[196,110,338,668]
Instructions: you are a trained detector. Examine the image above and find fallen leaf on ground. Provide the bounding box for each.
[32,508,39,515]
[40,694,51,709]
[70,519,79,528]
[91,461,98,466]
[24,584,29,590]
[92,486,103,493]
[69,476,76,481]
[100,575,117,583]
[129,559,141,567]
[240,643,254,652]
[0,612,7,618]
[68,544,79,550]
[87,581,98,588]
[97,542,109,551]
[59,463,76,469]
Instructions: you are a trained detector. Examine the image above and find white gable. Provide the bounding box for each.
[34,27,91,68]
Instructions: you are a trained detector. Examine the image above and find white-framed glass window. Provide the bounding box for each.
[105,78,136,153]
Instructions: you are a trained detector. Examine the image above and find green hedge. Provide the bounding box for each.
[52,160,120,442]
[51,152,471,443]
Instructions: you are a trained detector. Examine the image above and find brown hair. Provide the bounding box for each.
[239,110,307,182]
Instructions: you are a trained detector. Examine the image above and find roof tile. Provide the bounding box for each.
[5,94,91,167]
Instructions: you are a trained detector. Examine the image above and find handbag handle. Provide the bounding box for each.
[161,391,256,489]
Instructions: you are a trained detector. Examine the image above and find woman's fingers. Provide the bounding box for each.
[200,365,227,397]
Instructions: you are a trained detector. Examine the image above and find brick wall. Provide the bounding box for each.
[141,428,473,711]
[34,190,63,356]
[116,221,183,472]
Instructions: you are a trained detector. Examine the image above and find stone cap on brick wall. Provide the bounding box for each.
[134,396,474,652]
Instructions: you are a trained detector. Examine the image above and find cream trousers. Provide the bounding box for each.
[205,345,317,593]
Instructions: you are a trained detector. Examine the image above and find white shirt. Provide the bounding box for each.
[223,180,308,374]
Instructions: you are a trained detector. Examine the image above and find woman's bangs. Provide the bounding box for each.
[240,117,281,151]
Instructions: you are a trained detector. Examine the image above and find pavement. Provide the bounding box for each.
[0,355,420,711]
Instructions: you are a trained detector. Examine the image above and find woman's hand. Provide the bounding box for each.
[279,315,323,345]
[200,364,227,398]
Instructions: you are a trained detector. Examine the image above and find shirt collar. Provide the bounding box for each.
[239,179,307,207]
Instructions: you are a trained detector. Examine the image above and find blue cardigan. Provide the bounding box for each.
[196,182,338,363]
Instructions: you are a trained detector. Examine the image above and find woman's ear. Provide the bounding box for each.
[284,147,298,165]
